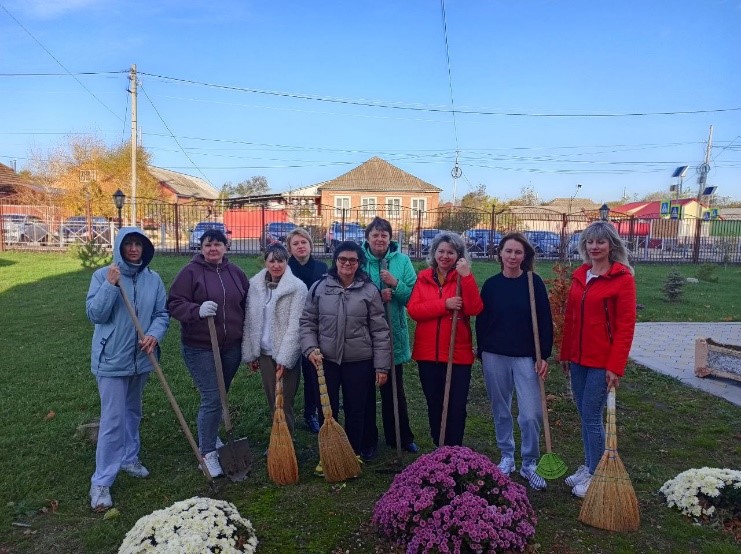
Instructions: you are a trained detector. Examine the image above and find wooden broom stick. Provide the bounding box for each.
[439,274,462,446]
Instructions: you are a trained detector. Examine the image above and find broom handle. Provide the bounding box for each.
[117,285,212,484]
[313,351,333,421]
[381,258,402,460]
[527,271,553,454]
[207,317,234,434]
[606,388,617,455]
[439,274,462,446]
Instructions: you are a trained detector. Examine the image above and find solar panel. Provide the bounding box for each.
[671,165,689,178]
[702,186,717,196]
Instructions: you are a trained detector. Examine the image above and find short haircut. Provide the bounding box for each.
[264,243,289,262]
[426,231,470,269]
[285,227,314,250]
[200,228,228,246]
[497,232,536,272]
[327,241,370,282]
[364,216,393,239]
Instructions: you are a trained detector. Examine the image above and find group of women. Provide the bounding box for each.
[86,217,635,511]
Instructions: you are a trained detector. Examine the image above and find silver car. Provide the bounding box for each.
[1,214,50,244]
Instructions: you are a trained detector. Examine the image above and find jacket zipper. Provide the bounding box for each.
[603,299,613,344]
[132,274,139,374]
[435,276,444,362]
[216,264,227,345]
[577,278,595,365]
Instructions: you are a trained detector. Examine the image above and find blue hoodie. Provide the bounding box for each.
[86,227,169,377]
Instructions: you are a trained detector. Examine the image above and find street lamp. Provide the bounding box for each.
[599,203,610,221]
[112,189,126,229]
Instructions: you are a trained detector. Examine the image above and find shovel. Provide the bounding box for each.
[116,285,214,487]
[207,317,252,481]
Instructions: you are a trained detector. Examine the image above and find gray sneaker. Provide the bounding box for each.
[497,457,516,475]
[121,459,149,478]
[520,461,547,490]
[89,485,112,511]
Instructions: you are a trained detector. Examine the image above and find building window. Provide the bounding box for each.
[386,197,401,218]
[361,197,377,218]
[411,198,426,215]
[334,196,350,218]
[79,169,97,183]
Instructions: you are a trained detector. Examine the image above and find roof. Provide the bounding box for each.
[148,166,219,200]
[543,197,600,213]
[317,157,442,193]
[613,199,705,218]
[0,162,59,197]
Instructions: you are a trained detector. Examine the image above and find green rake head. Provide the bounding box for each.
[536,453,568,480]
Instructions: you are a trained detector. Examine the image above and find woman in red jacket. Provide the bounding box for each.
[408,232,483,447]
[560,220,636,498]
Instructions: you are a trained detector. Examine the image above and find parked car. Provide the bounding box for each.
[264,222,297,247]
[464,229,503,256]
[188,221,232,250]
[523,231,561,257]
[408,228,449,256]
[1,214,50,244]
[324,222,364,253]
[566,232,582,256]
[60,216,112,245]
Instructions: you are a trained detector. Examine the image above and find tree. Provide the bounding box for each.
[220,176,269,198]
[509,185,540,206]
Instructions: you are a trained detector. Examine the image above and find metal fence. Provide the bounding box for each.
[2,198,740,264]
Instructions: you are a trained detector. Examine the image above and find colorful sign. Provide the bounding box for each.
[660,201,671,218]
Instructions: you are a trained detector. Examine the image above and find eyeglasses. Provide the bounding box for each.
[337,256,359,266]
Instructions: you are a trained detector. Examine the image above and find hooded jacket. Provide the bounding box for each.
[167,253,249,350]
[86,227,169,377]
[559,262,636,376]
[362,240,417,365]
[242,265,308,369]
[407,268,483,365]
[299,274,392,372]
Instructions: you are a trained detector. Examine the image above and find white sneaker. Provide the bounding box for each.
[89,485,112,511]
[497,457,516,475]
[215,437,224,449]
[565,464,591,487]
[121,459,149,478]
[200,451,223,478]
[572,475,593,498]
[520,461,547,491]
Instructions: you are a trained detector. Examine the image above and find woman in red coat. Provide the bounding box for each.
[408,231,483,446]
[560,220,636,498]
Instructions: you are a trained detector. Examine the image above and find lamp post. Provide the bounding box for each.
[113,189,126,229]
[599,203,610,221]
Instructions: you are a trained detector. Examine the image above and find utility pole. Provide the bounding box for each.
[129,64,138,226]
[692,125,713,263]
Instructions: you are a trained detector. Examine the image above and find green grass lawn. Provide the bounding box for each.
[0,252,739,553]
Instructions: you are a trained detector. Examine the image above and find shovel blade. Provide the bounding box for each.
[217,439,252,482]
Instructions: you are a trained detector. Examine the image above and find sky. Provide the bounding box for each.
[1,0,740,204]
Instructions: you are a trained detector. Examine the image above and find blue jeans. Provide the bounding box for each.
[417,361,471,447]
[481,353,542,464]
[92,373,149,486]
[182,344,242,454]
[569,363,608,473]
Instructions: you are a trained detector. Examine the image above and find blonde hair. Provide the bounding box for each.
[578,221,634,275]
[285,227,313,252]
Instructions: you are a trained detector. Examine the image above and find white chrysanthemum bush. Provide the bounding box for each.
[118,497,258,554]
[660,467,741,520]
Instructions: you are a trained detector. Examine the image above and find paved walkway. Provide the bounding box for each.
[630,322,741,407]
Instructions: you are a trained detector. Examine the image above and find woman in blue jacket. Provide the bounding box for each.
[86,227,169,511]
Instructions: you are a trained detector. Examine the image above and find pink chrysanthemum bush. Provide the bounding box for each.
[372,446,537,553]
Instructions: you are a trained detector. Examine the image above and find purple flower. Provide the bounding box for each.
[372,446,537,553]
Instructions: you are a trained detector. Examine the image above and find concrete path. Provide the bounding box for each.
[630,322,741,407]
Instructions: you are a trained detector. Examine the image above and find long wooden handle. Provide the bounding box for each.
[527,271,553,454]
[117,285,212,483]
[605,388,617,456]
[313,350,333,421]
[207,317,233,433]
[439,274,462,446]
[381,258,402,460]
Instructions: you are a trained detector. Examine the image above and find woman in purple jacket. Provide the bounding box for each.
[167,228,249,478]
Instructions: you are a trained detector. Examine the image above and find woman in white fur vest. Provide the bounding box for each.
[242,244,308,436]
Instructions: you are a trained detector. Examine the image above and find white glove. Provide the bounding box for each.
[199,301,218,318]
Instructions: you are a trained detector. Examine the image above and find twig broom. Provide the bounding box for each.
[579,388,640,532]
[528,271,567,480]
[313,350,362,482]
[267,370,298,485]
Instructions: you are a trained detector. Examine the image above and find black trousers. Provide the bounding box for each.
[363,364,415,449]
[323,358,375,454]
[301,355,322,423]
[417,361,472,447]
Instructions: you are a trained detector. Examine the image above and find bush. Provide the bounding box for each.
[696,263,718,283]
[662,268,685,302]
[660,467,741,521]
[70,240,112,268]
[372,446,536,553]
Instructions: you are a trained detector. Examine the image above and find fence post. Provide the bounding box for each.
[692,217,702,264]
[559,213,568,262]
[340,208,347,241]
[489,205,496,260]
[174,203,181,253]
[0,202,5,252]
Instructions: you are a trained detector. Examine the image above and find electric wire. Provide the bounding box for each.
[439,0,461,171]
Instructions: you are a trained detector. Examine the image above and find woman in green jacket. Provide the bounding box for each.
[361,216,419,458]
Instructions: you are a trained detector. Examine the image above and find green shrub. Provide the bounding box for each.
[69,241,112,268]
[696,263,718,283]
[662,268,685,302]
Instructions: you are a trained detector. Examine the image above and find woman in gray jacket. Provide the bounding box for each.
[242,244,308,436]
[300,241,391,473]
